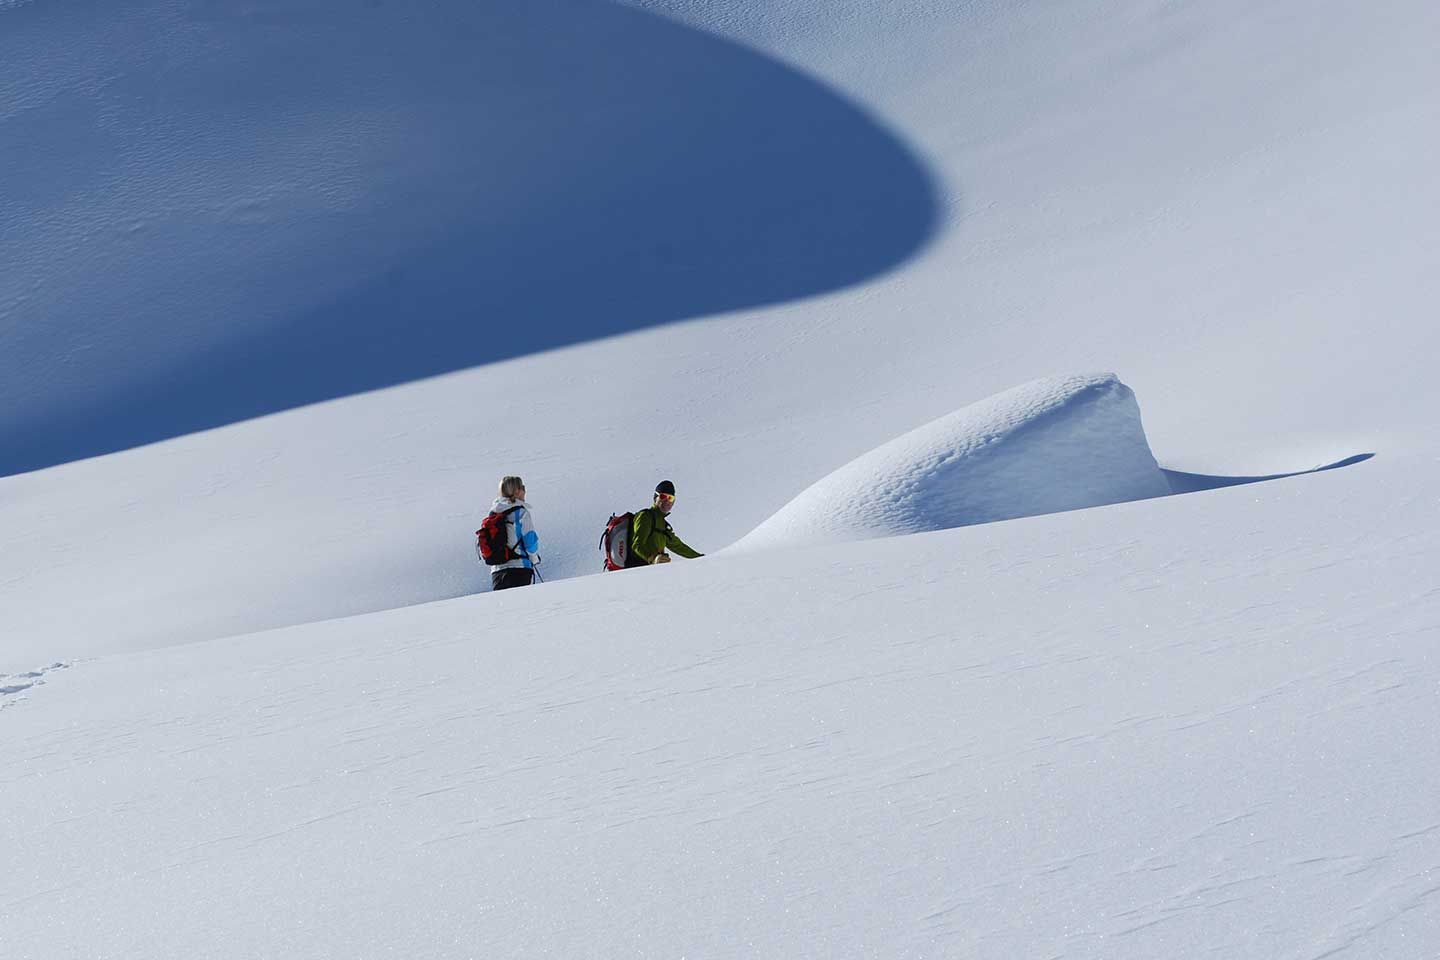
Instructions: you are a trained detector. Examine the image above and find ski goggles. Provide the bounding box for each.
[656,493,676,505]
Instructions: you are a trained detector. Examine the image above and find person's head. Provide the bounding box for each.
[653,479,676,514]
[499,475,526,500]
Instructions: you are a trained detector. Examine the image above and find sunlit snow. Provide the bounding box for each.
[3,0,1438,957]
[733,373,1170,551]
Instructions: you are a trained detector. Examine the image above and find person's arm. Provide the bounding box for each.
[665,529,702,559]
[518,507,540,564]
[631,509,664,563]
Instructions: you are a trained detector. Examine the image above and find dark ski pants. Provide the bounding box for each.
[491,568,534,591]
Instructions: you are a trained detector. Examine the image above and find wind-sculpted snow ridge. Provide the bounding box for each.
[732,374,1171,551]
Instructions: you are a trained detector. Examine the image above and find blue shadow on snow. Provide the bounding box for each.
[0,0,939,475]
[1162,454,1375,494]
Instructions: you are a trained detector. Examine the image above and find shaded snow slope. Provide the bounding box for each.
[4,475,1437,959]
[0,0,934,475]
[734,374,1169,551]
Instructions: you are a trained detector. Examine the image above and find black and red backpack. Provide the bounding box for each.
[476,505,522,565]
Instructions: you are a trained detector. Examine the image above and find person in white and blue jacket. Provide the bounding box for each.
[489,475,541,590]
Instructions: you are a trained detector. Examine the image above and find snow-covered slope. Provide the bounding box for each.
[4,0,1440,955]
[733,373,1170,551]
[6,471,1437,959]
[0,0,934,475]
[4,0,1436,664]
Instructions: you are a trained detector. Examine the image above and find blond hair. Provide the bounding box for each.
[498,476,526,499]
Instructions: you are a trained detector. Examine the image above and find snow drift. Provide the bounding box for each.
[732,374,1170,551]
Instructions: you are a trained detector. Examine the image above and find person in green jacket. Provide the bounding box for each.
[628,480,704,566]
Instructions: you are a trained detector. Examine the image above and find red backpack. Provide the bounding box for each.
[598,512,634,571]
[476,506,522,565]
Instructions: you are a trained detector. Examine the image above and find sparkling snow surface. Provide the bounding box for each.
[733,373,1171,551]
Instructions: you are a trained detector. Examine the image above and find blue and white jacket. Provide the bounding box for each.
[489,496,541,572]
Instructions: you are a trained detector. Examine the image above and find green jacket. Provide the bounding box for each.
[631,506,702,562]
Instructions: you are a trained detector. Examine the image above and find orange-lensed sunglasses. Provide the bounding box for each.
[656,493,676,505]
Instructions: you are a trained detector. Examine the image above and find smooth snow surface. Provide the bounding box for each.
[0,0,933,475]
[733,374,1170,551]
[4,0,1440,956]
[5,495,1438,959]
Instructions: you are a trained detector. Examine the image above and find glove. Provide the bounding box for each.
[653,553,671,564]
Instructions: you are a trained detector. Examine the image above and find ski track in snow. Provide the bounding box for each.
[0,662,70,709]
